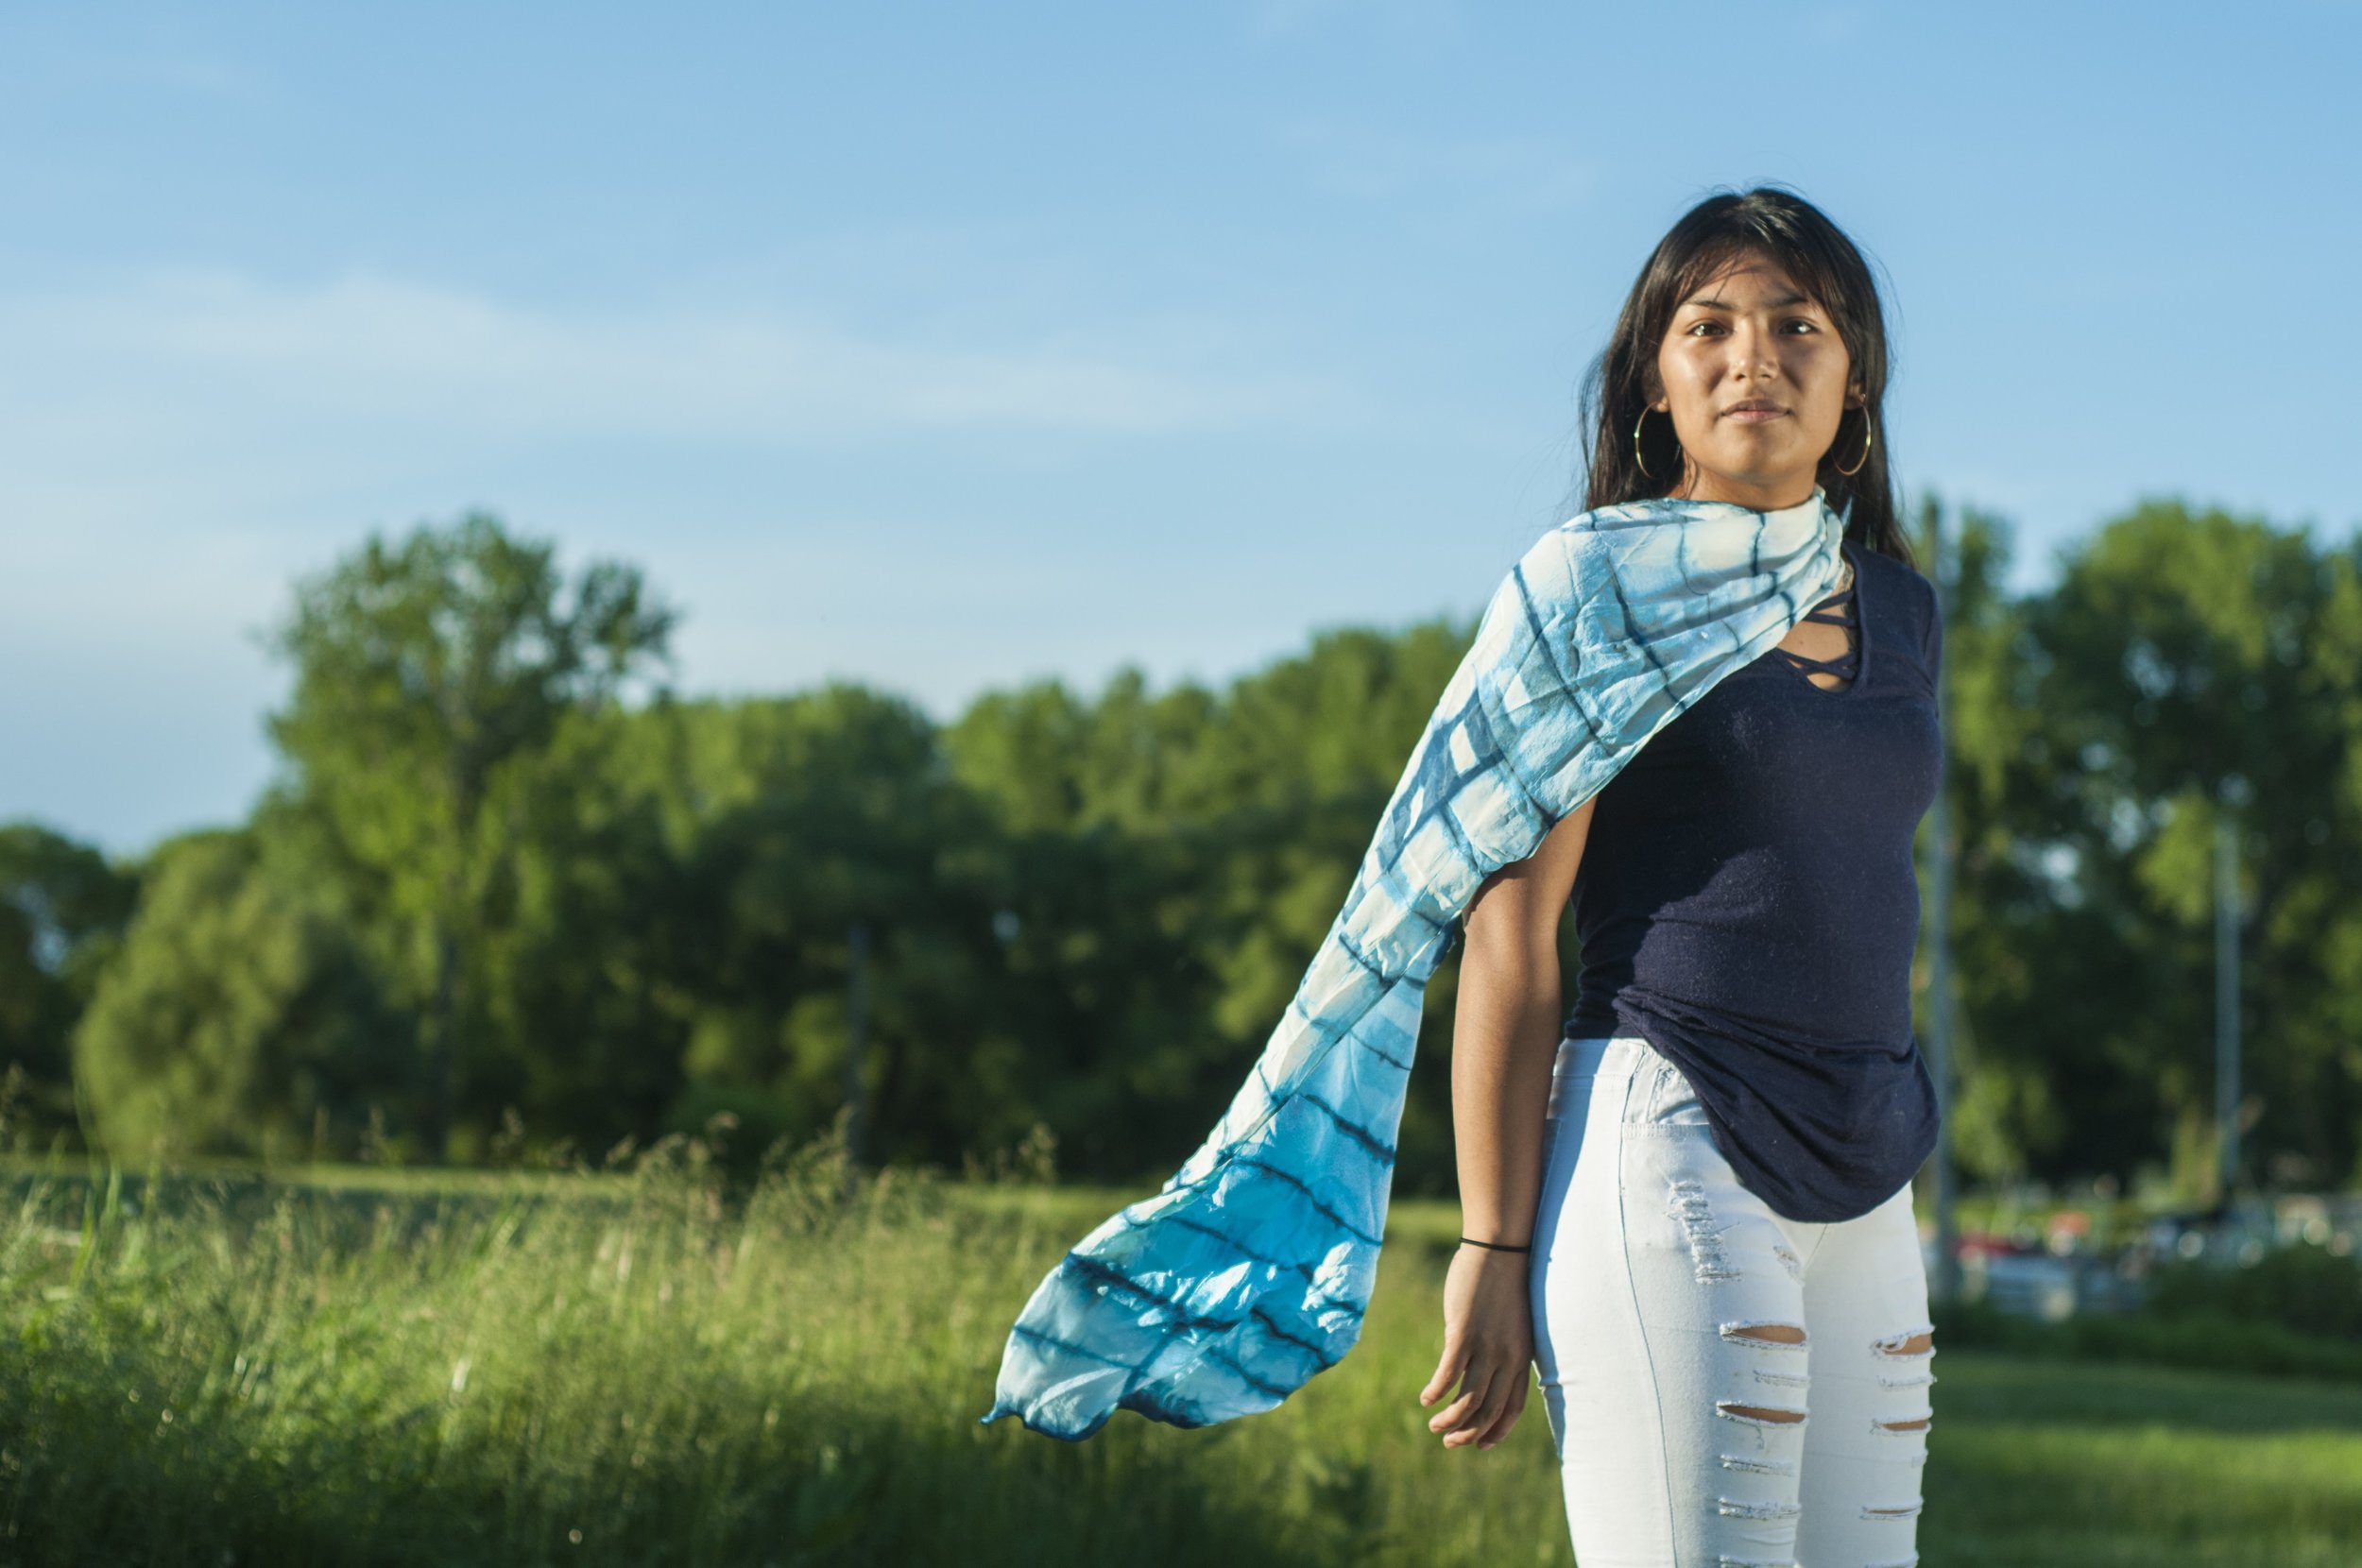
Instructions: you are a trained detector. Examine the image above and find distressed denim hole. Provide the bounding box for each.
[1718,1401,1806,1425]
[1721,1321,1807,1347]
[1668,1178,1741,1282]
[1874,1327,1936,1357]
[1718,1495,1803,1521]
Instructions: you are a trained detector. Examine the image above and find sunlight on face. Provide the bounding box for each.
[1652,249,1861,512]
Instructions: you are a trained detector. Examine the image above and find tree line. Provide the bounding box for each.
[4,498,2358,1199]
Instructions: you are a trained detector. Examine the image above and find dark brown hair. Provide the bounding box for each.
[1577,184,1913,568]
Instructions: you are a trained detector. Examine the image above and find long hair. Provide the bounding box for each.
[1577,185,1913,569]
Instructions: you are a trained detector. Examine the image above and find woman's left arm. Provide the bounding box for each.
[1419,794,1595,1451]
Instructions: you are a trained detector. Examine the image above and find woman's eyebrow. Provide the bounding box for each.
[1682,290,1811,311]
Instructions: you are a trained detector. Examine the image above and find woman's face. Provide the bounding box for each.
[1651,248,1862,512]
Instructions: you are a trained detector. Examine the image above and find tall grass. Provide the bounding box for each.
[0,1131,2357,1565]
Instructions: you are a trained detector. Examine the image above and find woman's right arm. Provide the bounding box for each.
[1419,793,1597,1451]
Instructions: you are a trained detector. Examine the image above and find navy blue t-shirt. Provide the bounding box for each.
[1564,535,1944,1223]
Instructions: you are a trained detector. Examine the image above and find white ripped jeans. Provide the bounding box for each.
[1528,1034,1936,1568]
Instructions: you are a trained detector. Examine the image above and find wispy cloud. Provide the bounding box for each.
[0,268,1364,458]
[1808,8,1867,43]
[105,49,258,99]
[1275,116,1597,214]
[0,18,263,104]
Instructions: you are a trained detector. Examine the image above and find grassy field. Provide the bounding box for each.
[0,1135,2356,1566]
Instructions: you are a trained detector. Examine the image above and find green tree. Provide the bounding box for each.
[264,512,675,1160]
[0,823,137,1140]
[71,827,405,1162]
[600,685,1005,1168]
[940,621,1483,1192]
[1941,497,2362,1194]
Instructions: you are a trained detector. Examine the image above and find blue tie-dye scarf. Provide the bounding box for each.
[982,486,1852,1440]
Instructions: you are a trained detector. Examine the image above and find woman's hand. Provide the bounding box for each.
[1418,1244,1534,1451]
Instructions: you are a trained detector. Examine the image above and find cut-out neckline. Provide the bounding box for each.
[1769,545,1868,695]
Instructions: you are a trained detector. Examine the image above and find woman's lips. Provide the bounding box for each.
[1723,405,1787,423]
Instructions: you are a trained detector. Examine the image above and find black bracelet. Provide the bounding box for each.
[1458,1236,1532,1253]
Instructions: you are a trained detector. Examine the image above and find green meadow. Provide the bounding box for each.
[0,1133,2353,1567]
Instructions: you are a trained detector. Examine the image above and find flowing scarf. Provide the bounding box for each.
[981,486,1852,1440]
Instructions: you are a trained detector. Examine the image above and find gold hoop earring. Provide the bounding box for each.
[1834,405,1874,477]
[1634,405,1662,480]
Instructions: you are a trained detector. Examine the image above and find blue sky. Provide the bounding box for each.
[3,2,2354,856]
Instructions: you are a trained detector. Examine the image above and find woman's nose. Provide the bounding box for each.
[1727,328,1779,380]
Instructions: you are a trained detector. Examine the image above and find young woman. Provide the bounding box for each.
[1418,187,1943,1567]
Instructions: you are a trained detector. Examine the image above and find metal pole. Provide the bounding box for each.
[2214,799,2240,1205]
[1920,494,1962,1304]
